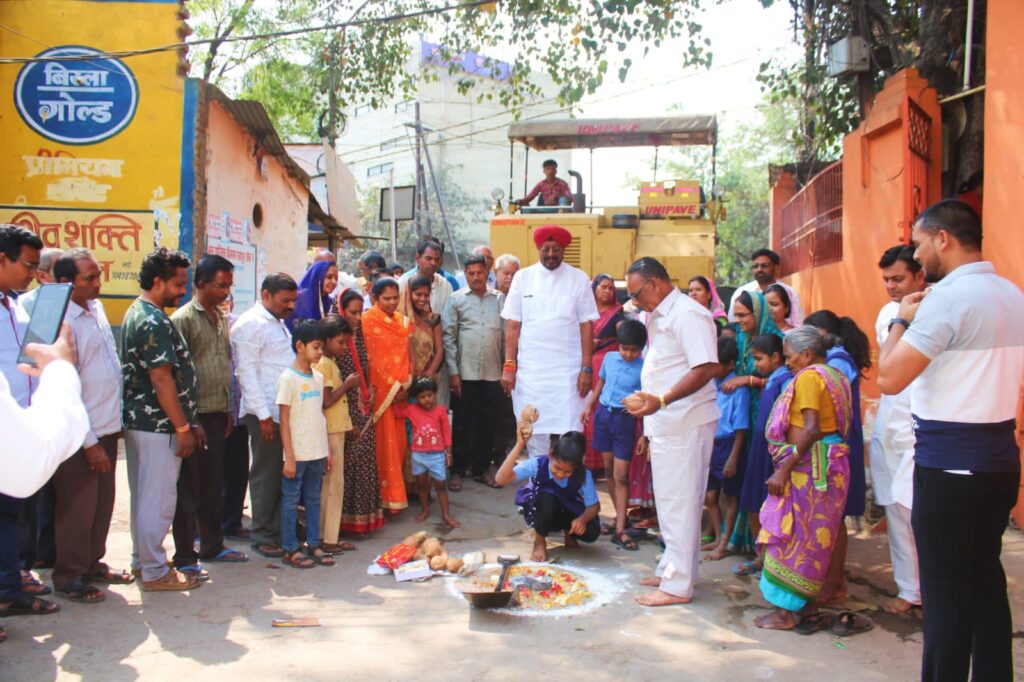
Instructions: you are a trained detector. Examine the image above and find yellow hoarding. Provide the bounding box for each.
[0,0,186,321]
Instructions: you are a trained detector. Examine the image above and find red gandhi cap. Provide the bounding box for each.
[533,225,572,249]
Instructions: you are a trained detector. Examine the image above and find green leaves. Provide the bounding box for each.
[187,0,715,141]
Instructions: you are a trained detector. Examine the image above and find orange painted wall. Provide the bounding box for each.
[779,70,942,414]
[984,0,1024,524]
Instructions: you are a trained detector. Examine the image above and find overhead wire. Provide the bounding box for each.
[0,0,499,64]
[343,54,768,167]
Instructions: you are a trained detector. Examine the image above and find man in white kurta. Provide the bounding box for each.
[871,245,925,613]
[501,226,598,457]
[624,257,719,606]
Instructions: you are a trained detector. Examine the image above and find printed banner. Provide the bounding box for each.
[2,205,153,296]
[0,0,186,321]
[206,238,258,316]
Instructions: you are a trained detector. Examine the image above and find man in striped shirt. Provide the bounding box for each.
[878,199,1024,682]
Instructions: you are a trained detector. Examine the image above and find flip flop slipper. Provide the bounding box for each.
[830,611,874,636]
[176,565,211,582]
[624,527,650,540]
[58,579,106,604]
[0,593,61,616]
[306,547,336,567]
[322,542,357,554]
[447,478,463,492]
[794,612,836,635]
[21,583,51,596]
[20,573,51,596]
[600,522,615,536]
[251,543,286,558]
[732,560,762,577]
[204,548,249,563]
[611,532,639,551]
[282,550,315,569]
[90,568,135,585]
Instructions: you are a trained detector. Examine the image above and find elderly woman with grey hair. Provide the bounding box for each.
[753,325,868,635]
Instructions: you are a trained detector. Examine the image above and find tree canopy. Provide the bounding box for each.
[187,0,716,142]
[756,0,984,186]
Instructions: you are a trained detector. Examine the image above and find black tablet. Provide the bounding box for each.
[17,283,73,366]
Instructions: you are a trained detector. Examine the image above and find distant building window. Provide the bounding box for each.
[394,99,416,114]
[367,162,394,178]
[353,104,373,118]
[380,137,402,151]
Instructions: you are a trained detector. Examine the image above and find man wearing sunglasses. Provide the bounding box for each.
[623,257,720,608]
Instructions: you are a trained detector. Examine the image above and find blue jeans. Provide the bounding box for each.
[280,459,325,553]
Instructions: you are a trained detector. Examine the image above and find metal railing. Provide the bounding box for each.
[779,161,843,276]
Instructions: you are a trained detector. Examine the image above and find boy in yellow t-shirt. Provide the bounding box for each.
[315,316,361,554]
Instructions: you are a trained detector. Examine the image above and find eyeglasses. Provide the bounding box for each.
[627,278,652,301]
[19,258,40,272]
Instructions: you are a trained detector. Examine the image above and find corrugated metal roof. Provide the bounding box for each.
[508,115,717,150]
[201,82,358,243]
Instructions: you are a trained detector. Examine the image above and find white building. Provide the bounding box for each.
[338,39,571,256]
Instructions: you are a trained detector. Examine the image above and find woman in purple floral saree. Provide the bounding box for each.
[754,326,852,630]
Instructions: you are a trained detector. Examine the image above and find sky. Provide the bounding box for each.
[202,0,799,211]
[571,0,799,205]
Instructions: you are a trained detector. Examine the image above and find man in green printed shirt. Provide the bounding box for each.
[120,248,204,592]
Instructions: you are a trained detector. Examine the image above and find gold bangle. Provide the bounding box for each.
[174,424,191,434]
[748,376,753,388]
[658,394,667,410]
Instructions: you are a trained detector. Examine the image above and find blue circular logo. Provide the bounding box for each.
[14,46,139,145]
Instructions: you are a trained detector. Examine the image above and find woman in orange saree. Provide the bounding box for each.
[362,278,414,512]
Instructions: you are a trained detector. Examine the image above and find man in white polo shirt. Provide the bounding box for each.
[624,257,719,607]
[872,245,926,615]
[878,200,1024,682]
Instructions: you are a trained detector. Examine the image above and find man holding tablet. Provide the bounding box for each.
[0,225,65,629]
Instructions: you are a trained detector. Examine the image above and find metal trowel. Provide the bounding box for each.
[462,554,520,608]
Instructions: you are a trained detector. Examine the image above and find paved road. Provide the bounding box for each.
[4,463,1023,681]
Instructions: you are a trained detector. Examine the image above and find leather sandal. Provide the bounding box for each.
[141,569,199,592]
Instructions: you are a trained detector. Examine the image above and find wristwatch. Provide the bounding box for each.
[581,366,593,374]
[888,317,910,332]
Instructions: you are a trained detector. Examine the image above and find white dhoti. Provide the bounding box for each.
[869,389,920,605]
[649,420,716,600]
[526,433,554,459]
[513,368,585,459]
[886,501,921,604]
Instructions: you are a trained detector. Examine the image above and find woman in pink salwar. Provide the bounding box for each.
[754,325,852,631]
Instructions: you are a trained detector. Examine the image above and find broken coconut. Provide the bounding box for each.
[520,404,540,438]
[622,393,645,412]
